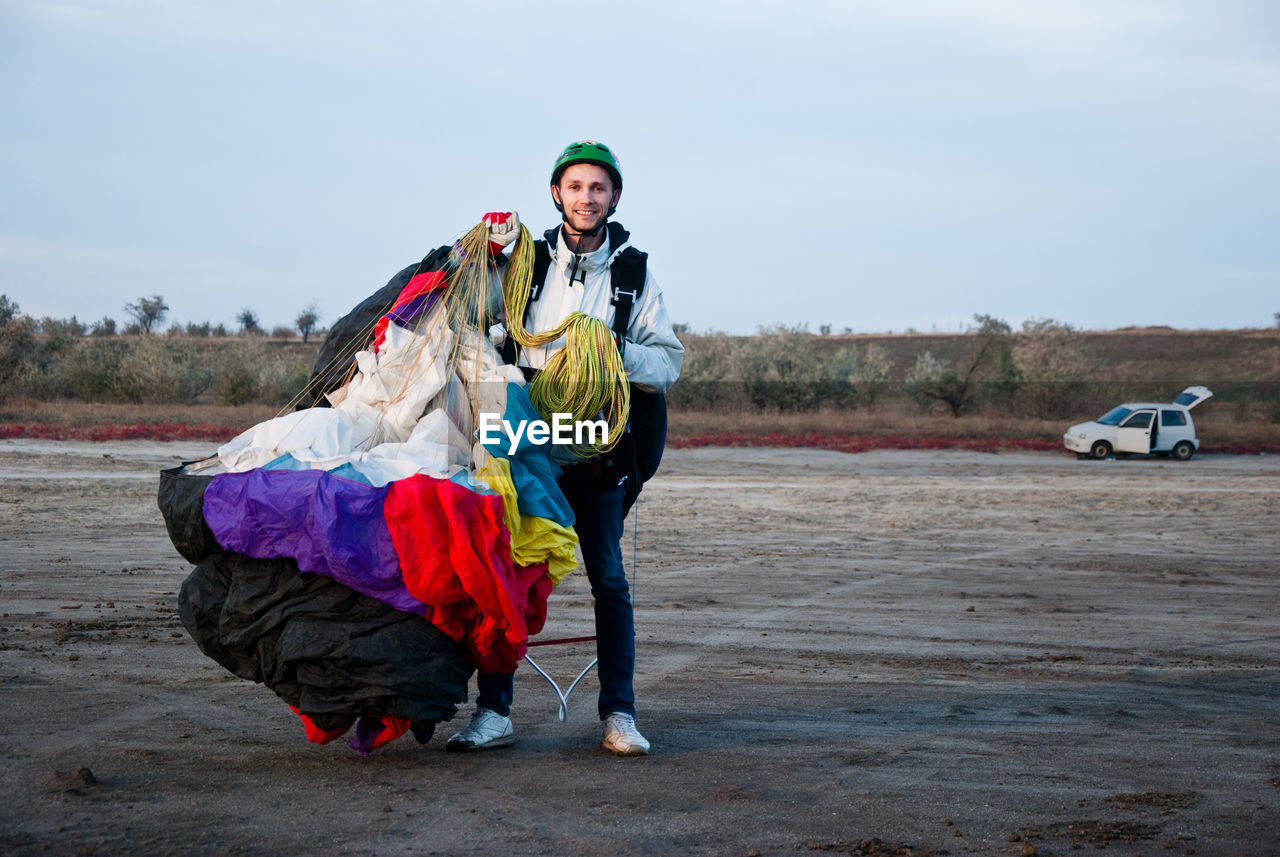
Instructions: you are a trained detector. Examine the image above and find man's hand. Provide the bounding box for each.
[483,211,520,252]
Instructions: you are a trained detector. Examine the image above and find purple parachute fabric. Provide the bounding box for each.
[386,289,441,330]
[203,468,429,615]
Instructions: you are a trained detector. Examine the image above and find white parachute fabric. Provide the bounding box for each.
[215,303,523,488]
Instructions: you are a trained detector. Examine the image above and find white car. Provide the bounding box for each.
[1063,386,1212,461]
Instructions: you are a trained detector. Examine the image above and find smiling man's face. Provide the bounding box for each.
[552,163,620,236]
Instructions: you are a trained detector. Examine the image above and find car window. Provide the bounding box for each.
[1161,409,1187,427]
[1097,406,1133,426]
[1120,411,1153,429]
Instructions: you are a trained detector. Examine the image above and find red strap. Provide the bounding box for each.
[526,635,597,647]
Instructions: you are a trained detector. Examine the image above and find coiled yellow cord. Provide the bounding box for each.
[503,224,630,457]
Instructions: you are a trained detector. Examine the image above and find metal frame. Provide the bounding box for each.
[521,494,639,721]
[522,651,598,722]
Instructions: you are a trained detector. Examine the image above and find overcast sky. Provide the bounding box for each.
[2,0,1277,335]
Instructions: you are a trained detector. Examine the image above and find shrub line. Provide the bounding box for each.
[1,423,1275,455]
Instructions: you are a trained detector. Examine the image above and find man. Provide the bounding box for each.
[447,141,684,756]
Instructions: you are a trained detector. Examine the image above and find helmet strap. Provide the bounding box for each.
[561,216,607,253]
[562,215,606,237]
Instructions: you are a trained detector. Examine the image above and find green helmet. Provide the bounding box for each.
[551,140,623,191]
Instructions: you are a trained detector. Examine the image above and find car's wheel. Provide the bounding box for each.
[1090,440,1112,460]
[1172,440,1194,461]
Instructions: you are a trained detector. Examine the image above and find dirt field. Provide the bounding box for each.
[1,440,1276,856]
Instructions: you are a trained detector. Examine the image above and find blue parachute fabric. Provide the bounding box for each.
[263,453,309,472]
[484,382,575,526]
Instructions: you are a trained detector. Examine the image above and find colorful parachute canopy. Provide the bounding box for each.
[159,228,581,745]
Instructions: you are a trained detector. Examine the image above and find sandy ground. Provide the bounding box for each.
[0,439,1277,857]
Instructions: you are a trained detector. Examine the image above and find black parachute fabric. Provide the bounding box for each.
[159,464,472,732]
[298,245,451,408]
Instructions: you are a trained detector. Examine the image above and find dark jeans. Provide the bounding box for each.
[477,475,635,720]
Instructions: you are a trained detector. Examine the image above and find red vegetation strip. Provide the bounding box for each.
[0,423,241,442]
[670,432,1280,456]
[1199,441,1280,456]
[671,433,1060,454]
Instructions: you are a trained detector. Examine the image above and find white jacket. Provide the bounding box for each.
[514,224,684,394]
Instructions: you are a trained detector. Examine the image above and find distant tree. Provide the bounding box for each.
[124,295,169,333]
[39,316,87,338]
[971,313,1011,335]
[1013,318,1097,418]
[671,321,690,336]
[819,324,831,336]
[906,351,969,416]
[0,294,19,324]
[733,324,824,410]
[906,315,1016,417]
[665,331,737,410]
[90,317,117,337]
[271,325,295,339]
[820,346,860,407]
[295,304,321,343]
[814,342,894,409]
[853,342,894,407]
[186,321,212,337]
[236,308,262,335]
[0,313,36,393]
[970,313,1021,407]
[33,317,85,367]
[1274,311,1280,328]
[212,323,229,337]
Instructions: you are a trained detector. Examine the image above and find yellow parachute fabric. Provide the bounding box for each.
[477,457,578,586]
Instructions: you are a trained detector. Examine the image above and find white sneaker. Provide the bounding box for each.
[445,707,515,752]
[602,712,650,756]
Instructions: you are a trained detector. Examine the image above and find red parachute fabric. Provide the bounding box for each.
[384,474,550,674]
[288,706,411,748]
[372,269,447,351]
